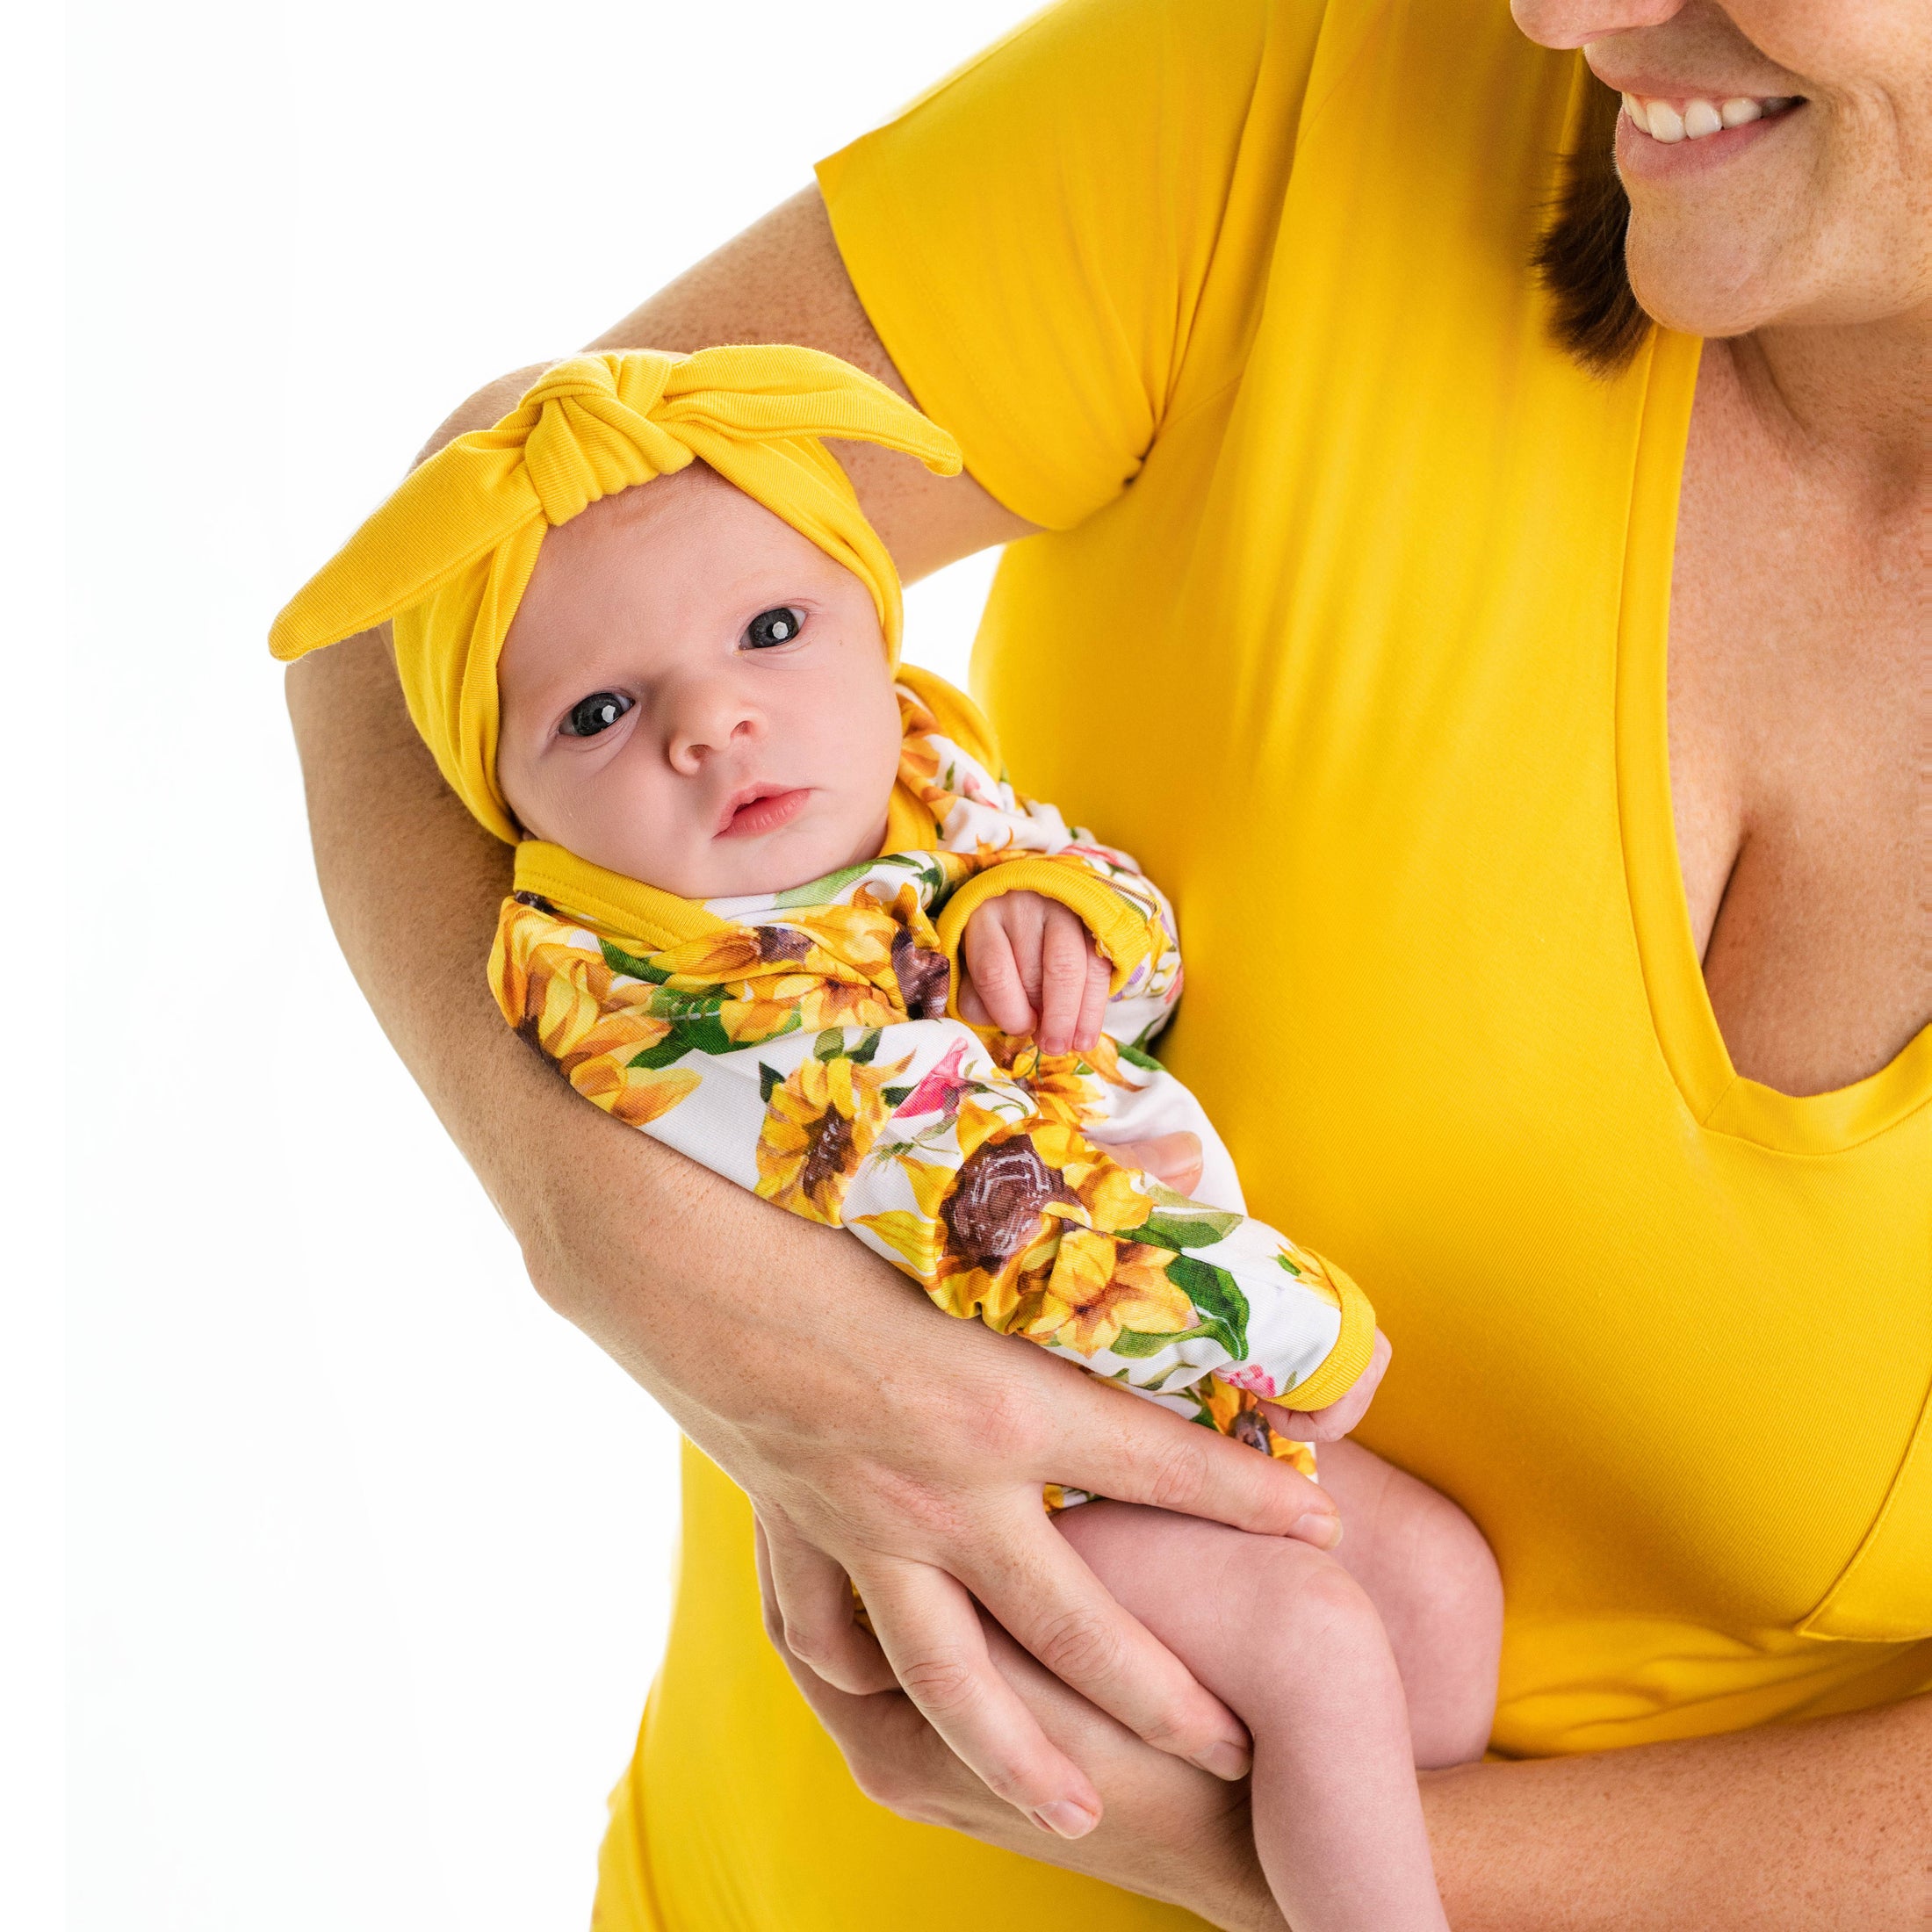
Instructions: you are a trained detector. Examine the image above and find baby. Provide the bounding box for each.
[274,347,1502,1932]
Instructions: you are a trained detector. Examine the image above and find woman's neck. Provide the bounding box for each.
[1721,306,1931,519]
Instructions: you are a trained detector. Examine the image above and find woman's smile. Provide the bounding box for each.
[1620,89,1797,142]
[1612,90,1802,177]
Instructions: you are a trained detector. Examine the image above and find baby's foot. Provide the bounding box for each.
[1091,1129,1202,1194]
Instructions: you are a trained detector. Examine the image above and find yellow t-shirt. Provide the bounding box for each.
[595,2,1932,1924]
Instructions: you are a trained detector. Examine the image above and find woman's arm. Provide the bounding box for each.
[762,1576,1932,1931]
[1424,1698,1932,1931]
[284,187,1336,1835]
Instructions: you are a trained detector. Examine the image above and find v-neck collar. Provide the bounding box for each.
[1613,328,1932,1156]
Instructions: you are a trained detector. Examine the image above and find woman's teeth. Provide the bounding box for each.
[1622,93,1795,144]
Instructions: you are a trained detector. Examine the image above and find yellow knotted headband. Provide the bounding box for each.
[269,345,963,841]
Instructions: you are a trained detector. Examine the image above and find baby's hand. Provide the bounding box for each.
[1263,1330,1394,1444]
[957,890,1112,1055]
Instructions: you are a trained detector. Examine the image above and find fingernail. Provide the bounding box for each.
[1292,1510,1343,1550]
[1193,1739,1252,1780]
[1032,1799,1099,1838]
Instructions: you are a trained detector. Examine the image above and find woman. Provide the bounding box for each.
[285,0,1929,1923]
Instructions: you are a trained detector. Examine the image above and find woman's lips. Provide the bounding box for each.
[1614,93,1801,179]
[716,785,811,838]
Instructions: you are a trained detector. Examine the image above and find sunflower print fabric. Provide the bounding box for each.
[488,677,1373,1488]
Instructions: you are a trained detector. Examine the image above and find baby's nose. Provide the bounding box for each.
[665,676,762,768]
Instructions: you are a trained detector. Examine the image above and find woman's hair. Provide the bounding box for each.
[1532,76,1652,375]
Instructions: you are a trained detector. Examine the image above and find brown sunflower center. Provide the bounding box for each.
[890,924,951,1020]
[755,925,811,963]
[798,1105,859,1202]
[942,1136,1076,1270]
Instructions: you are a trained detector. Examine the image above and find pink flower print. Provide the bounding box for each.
[894,1039,974,1121]
[1063,841,1133,873]
[1218,1362,1281,1400]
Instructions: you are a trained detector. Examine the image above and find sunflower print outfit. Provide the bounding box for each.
[489,665,1375,1492]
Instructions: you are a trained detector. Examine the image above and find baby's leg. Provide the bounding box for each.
[1311,1438,1503,1767]
[1057,1502,1450,1932]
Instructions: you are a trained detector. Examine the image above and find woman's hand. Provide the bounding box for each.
[532,1137,1344,1840]
[755,1518,1288,1930]
[761,1512,1932,1932]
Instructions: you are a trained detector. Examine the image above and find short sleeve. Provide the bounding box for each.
[816,0,1325,530]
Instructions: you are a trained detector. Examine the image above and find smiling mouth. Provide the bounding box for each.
[1619,90,1802,146]
[716,784,811,839]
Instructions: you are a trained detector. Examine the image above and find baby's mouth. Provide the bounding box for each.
[716,782,811,839]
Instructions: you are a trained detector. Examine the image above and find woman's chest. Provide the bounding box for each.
[1667,347,1930,1099]
[976,339,1932,1690]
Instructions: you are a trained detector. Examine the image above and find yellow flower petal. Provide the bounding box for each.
[853,1210,946,1280]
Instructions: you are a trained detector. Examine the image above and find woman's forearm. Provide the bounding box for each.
[1423,1691,1932,1931]
[283,625,927,1397]
[283,621,1350,1825]
[781,1588,1930,1931]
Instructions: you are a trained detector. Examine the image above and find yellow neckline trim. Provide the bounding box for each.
[513,781,940,948]
[1615,329,1931,1155]
[512,843,734,949]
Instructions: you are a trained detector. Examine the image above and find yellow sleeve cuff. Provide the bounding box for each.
[934,854,1156,1013]
[1271,1263,1377,1413]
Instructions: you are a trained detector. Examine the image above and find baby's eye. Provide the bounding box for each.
[744,607,805,650]
[560,691,632,738]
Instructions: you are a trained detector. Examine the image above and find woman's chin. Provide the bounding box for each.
[1622,236,1791,342]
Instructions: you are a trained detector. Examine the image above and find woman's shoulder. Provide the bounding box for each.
[818,0,1580,534]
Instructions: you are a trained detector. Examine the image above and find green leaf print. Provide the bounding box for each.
[1133,1208,1243,1253]
[758,1063,782,1104]
[807,1026,884,1066]
[771,861,877,908]
[1104,1325,1202,1359]
[1109,1316,1242,1360]
[881,1086,914,1107]
[627,1013,737,1068]
[599,939,671,983]
[648,984,723,1020]
[1166,1255,1251,1360]
[1116,1038,1164,1071]
[1275,1250,1304,1276]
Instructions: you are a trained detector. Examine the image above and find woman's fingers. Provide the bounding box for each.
[767,1627,989,1833]
[852,1553,1106,1835]
[954,1509,1256,1782]
[1051,1373,1343,1547]
[754,1513,898,1695]
[769,1594,1283,1927]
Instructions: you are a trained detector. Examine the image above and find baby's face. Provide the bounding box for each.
[495,466,905,900]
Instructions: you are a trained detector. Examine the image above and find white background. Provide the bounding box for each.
[48,4,1042,1927]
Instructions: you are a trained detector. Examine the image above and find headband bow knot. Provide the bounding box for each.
[270,344,962,841]
[519,361,689,523]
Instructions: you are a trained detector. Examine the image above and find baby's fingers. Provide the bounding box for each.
[962,913,1036,1035]
[1266,1330,1394,1443]
[1036,905,1100,1055]
[1072,948,1112,1052]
